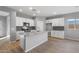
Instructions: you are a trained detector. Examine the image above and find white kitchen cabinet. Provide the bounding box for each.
[51,31,64,38]
[16,17,34,26]
[46,20,52,23]
[52,18,64,26]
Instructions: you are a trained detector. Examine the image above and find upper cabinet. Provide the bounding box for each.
[46,18,64,26]
[16,17,34,26]
[46,20,52,23]
[52,18,64,26]
[26,19,34,26]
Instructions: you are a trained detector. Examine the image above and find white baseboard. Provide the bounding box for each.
[0,35,10,40]
[25,39,48,53]
[64,37,79,41]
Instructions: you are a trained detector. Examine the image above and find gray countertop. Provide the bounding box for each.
[17,31,47,37]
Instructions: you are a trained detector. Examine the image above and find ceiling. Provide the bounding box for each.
[1,6,79,17]
[7,6,79,17]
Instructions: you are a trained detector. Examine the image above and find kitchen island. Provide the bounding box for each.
[17,31,48,52]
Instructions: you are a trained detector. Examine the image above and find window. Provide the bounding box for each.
[65,19,79,30]
[76,19,79,30]
[65,19,76,30]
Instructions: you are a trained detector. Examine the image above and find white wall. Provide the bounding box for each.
[0,19,3,37]
[7,16,10,36]
[0,16,7,37]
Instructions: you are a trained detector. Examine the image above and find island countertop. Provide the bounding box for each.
[17,31,48,52]
[17,31,47,37]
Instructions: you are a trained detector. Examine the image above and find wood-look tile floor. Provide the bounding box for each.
[0,40,24,53]
[1,37,79,53]
[30,37,79,53]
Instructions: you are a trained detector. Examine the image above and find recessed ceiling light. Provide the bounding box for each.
[29,7,33,10]
[33,14,36,16]
[53,12,57,14]
[37,11,40,13]
[19,9,23,12]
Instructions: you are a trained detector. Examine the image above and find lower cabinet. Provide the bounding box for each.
[51,31,64,39]
[20,32,48,52]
